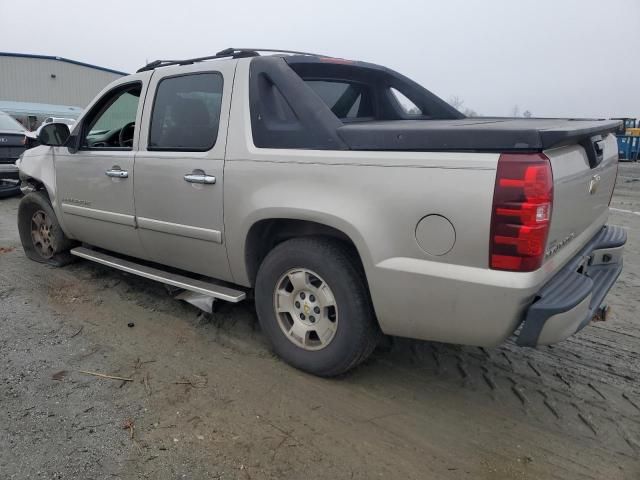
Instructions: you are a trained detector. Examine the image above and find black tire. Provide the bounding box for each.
[0,179,21,199]
[17,191,76,266]
[255,236,380,376]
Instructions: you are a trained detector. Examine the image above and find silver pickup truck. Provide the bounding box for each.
[17,48,626,376]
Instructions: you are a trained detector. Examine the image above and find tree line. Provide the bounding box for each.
[448,96,532,118]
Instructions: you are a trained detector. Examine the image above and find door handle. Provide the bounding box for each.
[184,173,216,184]
[105,168,129,178]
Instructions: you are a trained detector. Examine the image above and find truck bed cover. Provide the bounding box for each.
[337,118,621,152]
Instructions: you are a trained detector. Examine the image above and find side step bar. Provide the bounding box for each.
[70,247,246,303]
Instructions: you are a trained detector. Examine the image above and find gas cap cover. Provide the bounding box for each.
[415,215,456,256]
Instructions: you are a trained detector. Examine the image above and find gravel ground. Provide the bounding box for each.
[0,163,639,479]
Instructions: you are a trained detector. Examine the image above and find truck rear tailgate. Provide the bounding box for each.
[542,133,618,270]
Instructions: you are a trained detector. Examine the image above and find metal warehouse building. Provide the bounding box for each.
[0,52,127,108]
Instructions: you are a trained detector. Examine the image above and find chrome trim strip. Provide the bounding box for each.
[70,246,245,302]
[137,217,222,243]
[61,203,136,226]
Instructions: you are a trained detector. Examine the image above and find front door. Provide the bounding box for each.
[55,73,150,259]
[134,62,235,281]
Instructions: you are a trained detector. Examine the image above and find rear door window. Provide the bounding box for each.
[149,73,223,151]
[304,80,374,120]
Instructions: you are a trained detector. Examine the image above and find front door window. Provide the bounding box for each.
[81,84,142,149]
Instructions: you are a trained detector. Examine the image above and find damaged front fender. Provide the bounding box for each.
[17,145,73,238]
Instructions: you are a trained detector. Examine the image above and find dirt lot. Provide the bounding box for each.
[1,164,639,480]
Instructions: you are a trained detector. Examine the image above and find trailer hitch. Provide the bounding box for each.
[592,304,610,322]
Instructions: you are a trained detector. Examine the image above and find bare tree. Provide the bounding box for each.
[523,110,532,118]
[511,105,520,117]
[447,96,482,117]
[448,95,465,111]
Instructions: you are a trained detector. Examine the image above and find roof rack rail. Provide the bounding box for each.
[136,48,325,73]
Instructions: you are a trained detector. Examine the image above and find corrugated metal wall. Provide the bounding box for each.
[0,56,124,108]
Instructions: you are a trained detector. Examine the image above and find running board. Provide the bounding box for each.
[70,247,246,303]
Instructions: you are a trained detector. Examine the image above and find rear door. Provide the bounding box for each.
[55,73,151,259]
[134,61,235,281]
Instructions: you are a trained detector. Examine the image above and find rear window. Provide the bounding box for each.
[288,59,464,125]
[305,80,374,120]
[0,112,24,131]
[390,87,422,115]
[248,56,464,150]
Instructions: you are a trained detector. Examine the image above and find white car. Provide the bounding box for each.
[41,117,76,128]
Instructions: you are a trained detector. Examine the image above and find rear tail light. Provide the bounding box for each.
[490,153,553,272]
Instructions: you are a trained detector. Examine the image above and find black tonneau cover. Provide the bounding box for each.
[337,118,621,152]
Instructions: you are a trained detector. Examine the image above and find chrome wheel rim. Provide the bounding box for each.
[30,209,55,259]
[273,268,338,351]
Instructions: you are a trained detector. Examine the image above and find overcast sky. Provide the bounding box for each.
[1,0,639,118]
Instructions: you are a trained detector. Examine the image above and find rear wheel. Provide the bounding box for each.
[255,237,379,376]
[17,191,76,266]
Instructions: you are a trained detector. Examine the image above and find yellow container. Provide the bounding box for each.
[625,128,640,136]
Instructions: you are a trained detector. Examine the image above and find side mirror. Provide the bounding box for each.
[38,123,70,147]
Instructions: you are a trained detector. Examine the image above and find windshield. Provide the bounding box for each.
[0,112,24,131]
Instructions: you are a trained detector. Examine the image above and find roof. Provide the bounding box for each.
[0,100,83,118]
[0,52,128,76]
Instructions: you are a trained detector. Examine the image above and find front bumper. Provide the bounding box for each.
[517,225,626,347]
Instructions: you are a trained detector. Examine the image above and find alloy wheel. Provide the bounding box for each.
[273,268,339,351]
[30,210,55,259]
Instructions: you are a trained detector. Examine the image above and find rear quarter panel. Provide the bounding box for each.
[223,151,511,343]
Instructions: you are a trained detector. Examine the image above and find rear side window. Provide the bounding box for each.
[305,80,373,120]
[149,73,223,151]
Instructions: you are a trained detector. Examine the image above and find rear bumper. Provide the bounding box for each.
[517,225,626,347]
[0,162,19,179]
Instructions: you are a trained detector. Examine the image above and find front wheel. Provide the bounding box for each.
[17,191,76,266]
[255,237,379,376]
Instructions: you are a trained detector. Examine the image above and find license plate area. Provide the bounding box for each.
[588,245,624,267]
